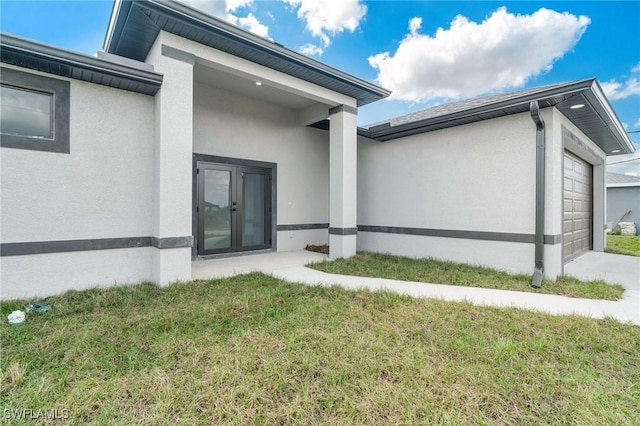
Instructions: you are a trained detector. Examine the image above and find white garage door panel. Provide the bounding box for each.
[563,151,592,262]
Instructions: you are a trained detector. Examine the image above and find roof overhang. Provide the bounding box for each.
[103,0,390,106]
[362,79,634,156]
[0,33,163,95]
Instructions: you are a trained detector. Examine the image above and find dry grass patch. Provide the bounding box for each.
[1,274,638,424]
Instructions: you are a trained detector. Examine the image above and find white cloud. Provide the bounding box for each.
[369,7,590,103]
[226,0,252,12]
[180,0,271,39]
[299,43,325,56]
[237,13,270,38]
[634,118,640,129]
[601,64,640,100]
[180,0,229,18]
[285,0,366,54]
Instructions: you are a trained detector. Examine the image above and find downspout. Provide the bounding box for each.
[530,101,545,288]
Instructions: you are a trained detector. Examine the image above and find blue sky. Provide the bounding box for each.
[2,0,638,174]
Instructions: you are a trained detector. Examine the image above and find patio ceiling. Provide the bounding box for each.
[194,64,319,111]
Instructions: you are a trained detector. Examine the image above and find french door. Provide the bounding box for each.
[196,161,272,255]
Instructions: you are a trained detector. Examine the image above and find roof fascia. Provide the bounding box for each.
[103,0,129,53]
[1,32,163,94]
[369,80,595,140]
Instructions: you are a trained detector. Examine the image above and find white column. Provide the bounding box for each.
[148,43,195,284]
[329,105,358,258]
[592,163,606,252]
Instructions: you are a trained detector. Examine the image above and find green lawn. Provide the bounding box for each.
[308,252,625,300]
[606,234,640,257]
[1,274,639,425]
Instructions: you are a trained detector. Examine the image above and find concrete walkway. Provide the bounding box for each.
[192,250,640,326]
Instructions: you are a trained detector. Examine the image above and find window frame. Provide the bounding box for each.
[1,67,70,154]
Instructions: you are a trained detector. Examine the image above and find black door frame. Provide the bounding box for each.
[192,153,277,258]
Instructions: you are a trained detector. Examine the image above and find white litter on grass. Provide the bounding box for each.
[8,310,26,325]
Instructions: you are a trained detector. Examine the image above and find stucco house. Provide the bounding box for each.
[606,172,640,232]
[0,0,634,299]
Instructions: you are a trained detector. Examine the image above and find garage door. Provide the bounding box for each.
[563,151,592,262]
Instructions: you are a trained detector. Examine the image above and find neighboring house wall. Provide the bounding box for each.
[1,66,156,299]
[607,187,640,230]
[192,82,330,251]
[357,107,606,279]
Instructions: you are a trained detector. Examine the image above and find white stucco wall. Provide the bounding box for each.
[1,66,156,299]
[1,249,154,300]
[358,112,538,230]
[1,67,155,242]
[192,82,330,250]
[357,108,570,278]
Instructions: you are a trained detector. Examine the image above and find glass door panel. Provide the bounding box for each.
[196,160,272,256]
[202,168,232,250]
[241,172,266,247]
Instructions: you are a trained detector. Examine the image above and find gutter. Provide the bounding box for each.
[530,101,545,288]
[0,33,163,95]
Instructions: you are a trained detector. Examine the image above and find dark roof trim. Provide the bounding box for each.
[361,79,634,155]
[103,0,390,106]
[0,32,163,95]
[369,80,595,140]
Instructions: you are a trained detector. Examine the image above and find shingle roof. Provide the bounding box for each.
[364,81,581,129]
[359,79,634,155]
[607,172,640,186]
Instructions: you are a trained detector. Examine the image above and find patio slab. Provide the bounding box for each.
[192,250,640,326]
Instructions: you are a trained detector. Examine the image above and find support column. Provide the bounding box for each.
[329,104,358,259]
[149,43,195,284]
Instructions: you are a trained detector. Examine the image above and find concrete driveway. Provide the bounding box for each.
[564,251,640,292]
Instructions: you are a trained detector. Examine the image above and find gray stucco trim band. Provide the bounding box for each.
[161,45,196,65]
[329,105,358,116]
[329,227,358,236]
[277,223,329,231]
[358,225,562,245]
[1,236,193,257]
[151,236,194,249]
